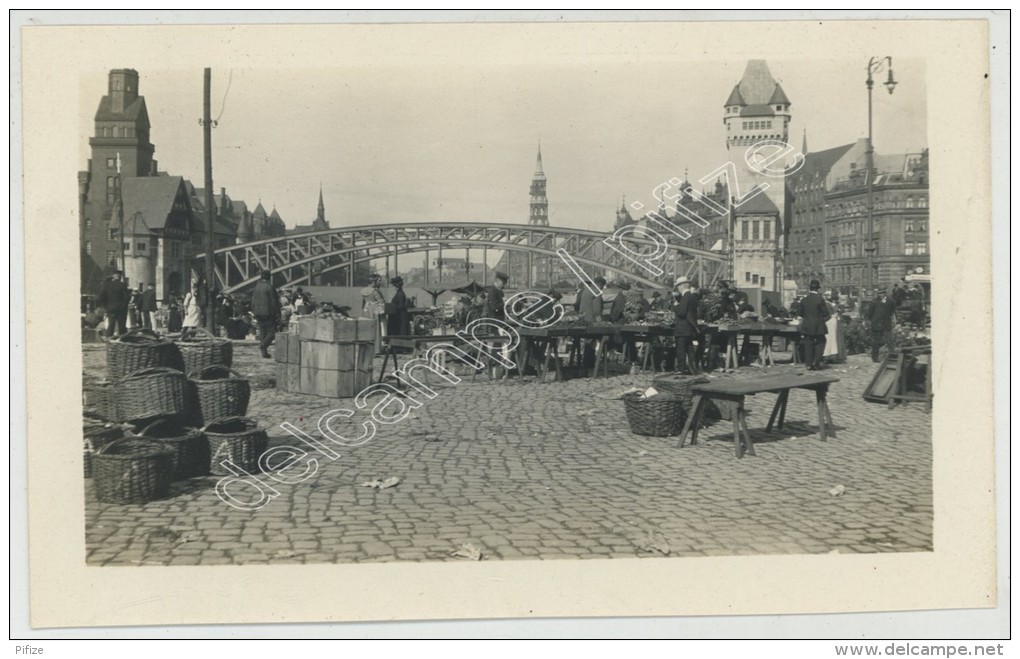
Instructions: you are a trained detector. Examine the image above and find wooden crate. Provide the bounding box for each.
[297,317,375,342]
[287,333,302,364]
[298,364,374,398]
[300,340,374,372]
[275,333,289,363]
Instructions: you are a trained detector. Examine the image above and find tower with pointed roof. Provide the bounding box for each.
[529,144,549,226]
[722,60,793,292]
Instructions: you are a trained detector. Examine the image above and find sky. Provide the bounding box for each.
[80,57,927,259]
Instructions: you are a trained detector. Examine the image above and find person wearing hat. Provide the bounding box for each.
[386,276,411,336]
[671,276,700,374]
[483,272,509,322]
[797,279,831,370]
[361,273,387,351]
[250,269,281,358]
[98,270,129,338]
[867,287,897,363]
[140,282,158,331]
[578,276,606,323]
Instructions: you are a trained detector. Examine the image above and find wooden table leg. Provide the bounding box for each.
[766,389,788,432]
[376,347,391,383]
[777,390,789,429]
[732,405,743,458]
[678,393,705,448]
[819,385,836,438]
[816,387,829,441]
[738,405,755,457]
[552,338,564,381]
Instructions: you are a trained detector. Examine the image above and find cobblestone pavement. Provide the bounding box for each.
[82,341,932,565]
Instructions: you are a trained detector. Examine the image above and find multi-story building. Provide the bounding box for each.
[721,59,793,292]
[824,149,929,292]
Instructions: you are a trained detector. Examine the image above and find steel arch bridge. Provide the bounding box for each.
[197,222,730,294]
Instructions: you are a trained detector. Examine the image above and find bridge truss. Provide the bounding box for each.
[197,222,730,294]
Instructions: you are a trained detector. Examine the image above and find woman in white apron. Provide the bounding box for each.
[360,274,387,352]
[182,281,203,329]
[823,295,846,363]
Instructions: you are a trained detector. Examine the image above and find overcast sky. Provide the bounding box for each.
[80,57,926,241]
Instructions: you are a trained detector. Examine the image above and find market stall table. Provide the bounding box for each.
[707,322,803,369]
[376,333,514,385]
[617,324,674,372]
[677,372,839,458]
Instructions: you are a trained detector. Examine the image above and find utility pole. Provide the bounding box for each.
[203,68,216,334]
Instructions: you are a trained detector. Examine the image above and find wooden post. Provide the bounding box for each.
[202,68,216,335]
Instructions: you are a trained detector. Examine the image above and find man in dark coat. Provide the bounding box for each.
[798,279,831,370]
[671,276,699,374]
[482,272,508,321]
[250,269,281,358]
[577,276,606,322]
[98,271,129,338]
[139,282,158,331]
[868,288,898,362]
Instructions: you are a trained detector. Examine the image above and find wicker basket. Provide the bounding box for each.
[188,366,251,426]
[203,416,268,475]
[177,327,233,375]
[92,436,174,504]
[83,424,127,479]
[115,367,188,422]
[84,380,121,422]
[127,418,210,480]
[652,374,709,406]
[106,329,183,381]
[622,392,686,437]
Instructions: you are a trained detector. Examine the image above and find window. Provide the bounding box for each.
[741,220,749,240]
[905,242,915,256]
[137,242,147,252]
[906,196,915,208]
[171,242,181,258]
[916,241,927,255]
[919,196,928,208]
[745,271,751,283]
[752,220,760,240]
[905,221,913,233]
[918,221,927,232]
[85,218,92,230]
[752,274,759,284]
[123,241,130,252]
[106,250,116,265]
[85,240,92,255]
[112,126,120,138]
[106,157,116,169]
[763,220,771,240]
[108,228,117,240]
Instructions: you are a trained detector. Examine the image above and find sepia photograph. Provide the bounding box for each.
[16,13,1002,637]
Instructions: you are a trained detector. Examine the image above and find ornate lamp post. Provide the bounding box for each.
[865,56,898,297]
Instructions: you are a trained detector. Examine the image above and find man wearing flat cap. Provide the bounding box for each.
[671,276,699,374]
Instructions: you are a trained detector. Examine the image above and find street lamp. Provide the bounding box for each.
[864,56,897,298]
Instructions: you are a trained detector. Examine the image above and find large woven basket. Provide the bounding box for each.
[92,436,174,504]
[177,327,233,375]
[83,423,127,479]
[115,367,188,422]
[203,416,268,476]
[106,329,183,381]
[622,392,686,437]
[188,366,251,426]
[652,374,710,406]
[127,418,209,480]
[84,380,121,422]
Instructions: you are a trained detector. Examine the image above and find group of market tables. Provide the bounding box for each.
[376,320,838,459]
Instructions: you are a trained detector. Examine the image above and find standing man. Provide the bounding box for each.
[250,269,281,359]
[140,283,158,331]
[868,287,898,363]
[671,276,699,375]
[98,270,129,338]
[798,279,831,370]
[482,272,508,322]
[577,276,606,371]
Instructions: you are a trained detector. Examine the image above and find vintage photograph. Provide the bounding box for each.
[20,16,999,632]
[77,55,934,566]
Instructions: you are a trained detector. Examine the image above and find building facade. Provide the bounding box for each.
[824,150,929,292]
[721,60,792,292]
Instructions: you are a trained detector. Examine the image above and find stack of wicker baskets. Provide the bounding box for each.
[203,417,268,476]
[91,436,175,504]
[177,328,233,375]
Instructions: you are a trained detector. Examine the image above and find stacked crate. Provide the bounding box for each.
[275,317,375,398]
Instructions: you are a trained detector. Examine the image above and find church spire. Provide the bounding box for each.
[528,142,548,226]
[534,142,545,177]
[317,184,325,222]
